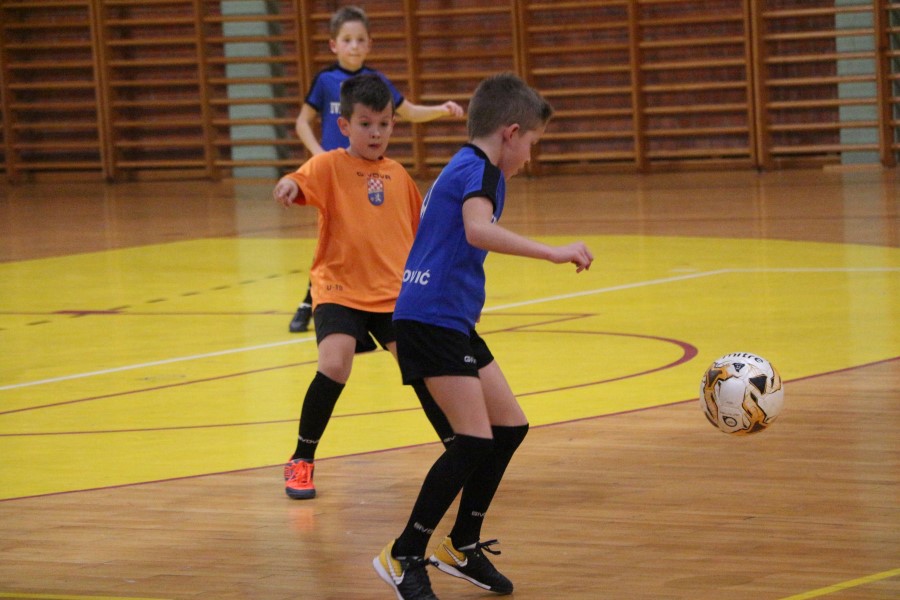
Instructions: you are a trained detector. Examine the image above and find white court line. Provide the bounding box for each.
[2,266,897,392]
[484,268,731,311]
[0,337,317,391]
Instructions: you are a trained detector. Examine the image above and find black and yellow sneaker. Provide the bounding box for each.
[373,541,439,600]
[429,536,512,595]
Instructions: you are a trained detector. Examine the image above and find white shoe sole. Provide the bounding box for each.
[372,556,405,600]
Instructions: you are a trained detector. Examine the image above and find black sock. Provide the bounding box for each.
[449,424,529,547]
[291,371,345,460]
[411,380,455,447]
[393,434,494,558]
[302,280,313,305]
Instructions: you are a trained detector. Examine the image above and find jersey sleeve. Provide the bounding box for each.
[284,153,333,211]
[304,70,327,112]
[377,73,406,109]
[462,165,499,211]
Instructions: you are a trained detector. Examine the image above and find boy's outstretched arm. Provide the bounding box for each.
[274,177,300,208]
[462,196,593,272]
[396,99,464,123]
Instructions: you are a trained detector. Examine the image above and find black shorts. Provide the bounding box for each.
[394,319,494,384]
[313,303,394,353]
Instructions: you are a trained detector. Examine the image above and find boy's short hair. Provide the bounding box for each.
[467,73,553,139]
[340,73,394,119]
[329,5,369,37]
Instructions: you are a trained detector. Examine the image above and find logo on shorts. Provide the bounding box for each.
[367,174,385,206]
[464,354,476,365]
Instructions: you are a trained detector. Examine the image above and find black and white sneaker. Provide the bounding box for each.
[430,536,512,595]
[288,303,312,333]
[374,541,439,600]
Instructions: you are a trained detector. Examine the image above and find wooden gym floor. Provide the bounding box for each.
[0,167,898,599]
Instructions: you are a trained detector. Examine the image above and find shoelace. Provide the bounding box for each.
[406,556,437,569]
[289,462,312,485]
[473,539,501,556]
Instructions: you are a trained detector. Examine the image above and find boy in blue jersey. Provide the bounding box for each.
[289,5,464,333]
[373,73,593,599]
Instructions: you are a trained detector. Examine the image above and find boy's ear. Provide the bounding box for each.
[337,115,351,136]
[329,38,338,55]
[502,123,521,141]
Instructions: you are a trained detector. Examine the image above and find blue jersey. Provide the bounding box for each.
[305,64,405,150]
[394,144,505,334]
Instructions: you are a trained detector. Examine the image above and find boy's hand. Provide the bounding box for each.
[551,242,594,273]
[441,101,464,117]
[273,178,299,208]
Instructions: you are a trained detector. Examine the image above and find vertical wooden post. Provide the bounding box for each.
[874,0,897,167]
[296,0,314,163]
[191,0,218,179]
[742,0,760,169]
[513,0,528,79]
[0,3,15,182]
[749,0,771,170]
[627,0,646,171]
[402,0,426,178]
[91,0,115,181]
[515,0,542,176]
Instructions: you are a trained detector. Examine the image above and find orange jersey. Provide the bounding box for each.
[286,149,422,312]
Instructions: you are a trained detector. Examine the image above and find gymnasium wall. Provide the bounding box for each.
[0,0,898,182]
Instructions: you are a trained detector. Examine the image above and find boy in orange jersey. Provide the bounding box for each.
[274,73,454,500]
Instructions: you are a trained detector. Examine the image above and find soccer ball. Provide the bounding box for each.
[699,352,784,435]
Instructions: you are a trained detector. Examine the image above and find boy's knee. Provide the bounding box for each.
[491,424,529,455]
[317,355,353,383]
[450,434,495,465]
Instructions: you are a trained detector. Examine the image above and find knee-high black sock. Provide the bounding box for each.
[411,380,455,447]
[291,371,345,460]
[393,434,494,558]
[449,424,529,547]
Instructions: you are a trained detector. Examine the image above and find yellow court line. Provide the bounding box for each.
[0,594,170,600]
[779,567,900,599]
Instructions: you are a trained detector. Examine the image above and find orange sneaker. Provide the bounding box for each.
[284,458,316,499]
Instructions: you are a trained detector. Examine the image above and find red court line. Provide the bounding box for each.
[0,320,691,427]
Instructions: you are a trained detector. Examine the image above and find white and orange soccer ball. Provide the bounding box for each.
[699,352,784,435]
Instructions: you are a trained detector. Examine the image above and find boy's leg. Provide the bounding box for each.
[377,431,493,599]
[284,368,344,500]
[431,360,527,594]
[391,376,494,558]
[447,425,527,545]
[428,425,526,594]
[285,329,356,499]
[411,380,456,448]
[392,433,494,557]
[290,373,345,460]
[452,359,528,542]
[385,339,456,448]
